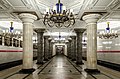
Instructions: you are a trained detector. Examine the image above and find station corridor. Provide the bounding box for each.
[0,0,120,79]
[0,55,119,79]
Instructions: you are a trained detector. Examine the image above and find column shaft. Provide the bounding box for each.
[66,42,69,57]
[23,23,33,69]
[75,29,85,65]
[68,40,72,59]
[36,29,44,64]
[2,36,4,46]
[49,42,52,58]
[71,36,76,61]
[48,39,52,59]
[51,42,54,57]
[87,23,97,69]
[83,14,101,73]
[44,36,49,61]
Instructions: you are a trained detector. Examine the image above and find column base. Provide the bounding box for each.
[72,59,76,61]
[48,57,52,59]
[76,61,84,65]
[66,56,69,58]
[36,62,44,64]
[69,57,72,59]
[84,69,100,74]
[19,68,35,74]
[44,59,48,61]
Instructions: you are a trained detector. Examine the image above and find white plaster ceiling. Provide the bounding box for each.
[0,0,120,39]
[97,21,120,30]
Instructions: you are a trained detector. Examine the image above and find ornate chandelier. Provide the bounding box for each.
[98,22,118,39]
[43,0,75,28]
[2,22,22,38]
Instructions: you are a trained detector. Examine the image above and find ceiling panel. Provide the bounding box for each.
[0,0,120,33]
[88,0,115,10]
[35,0,84,14]
[0,12,11,18]
[107,12,120,20]
[95,0,113,6]
[36,0,84,7]
[7,0,25,6]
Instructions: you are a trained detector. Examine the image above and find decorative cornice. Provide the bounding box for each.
[19,13,37,23]
[74,28,86,33]
[82,14,102,23]
[34,28,45,33]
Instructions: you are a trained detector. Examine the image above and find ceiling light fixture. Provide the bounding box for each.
[10,22,14,32]
[98,22,118,39]
[43,0,75,28]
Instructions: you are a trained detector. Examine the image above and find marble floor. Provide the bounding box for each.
[0,55,120,79]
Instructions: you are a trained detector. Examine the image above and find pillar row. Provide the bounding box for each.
[75,29,85,65]
[51,41,54,57]
[48,38,52,59]
[68,38,72,59]
[19,13,37,73]
[70,36,76,61]
[83,14,101,74]
[44,36,50,61]
[35,29,45,64]
[66,41,69,57]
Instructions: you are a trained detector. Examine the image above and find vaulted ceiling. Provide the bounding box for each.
[0,0,120,38]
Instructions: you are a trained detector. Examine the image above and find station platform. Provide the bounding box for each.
[0,55,120,79]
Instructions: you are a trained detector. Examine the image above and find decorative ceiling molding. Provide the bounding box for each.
[0,0,14,10]
[21,0,43,18]
[106,0,120,10]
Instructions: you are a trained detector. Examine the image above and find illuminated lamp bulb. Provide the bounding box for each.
[62,6,66,11]
[70,9,73,13]
[46,8,49,13]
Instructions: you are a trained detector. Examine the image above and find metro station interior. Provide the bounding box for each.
[0,0,120,79]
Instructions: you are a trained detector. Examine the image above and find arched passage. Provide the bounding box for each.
[52,43,67,56]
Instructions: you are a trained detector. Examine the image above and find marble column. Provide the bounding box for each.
[35,29,45,64]
[70,36,76,61]
[11,38,13,47]
[83,14,101,73]
[65,41,69,57]
[75,29,85,65]
[44,36,50,61]
[2,36,4,46]
[51,40,55,57]
[68,38,72,59]
[19,13,37,73]
[18,39,21,47]
[48,38,52,59]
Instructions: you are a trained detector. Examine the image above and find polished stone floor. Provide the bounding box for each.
[0,55,120,79]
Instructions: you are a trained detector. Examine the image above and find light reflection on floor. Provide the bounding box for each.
[38,55,88,79]
[26,55,94,79]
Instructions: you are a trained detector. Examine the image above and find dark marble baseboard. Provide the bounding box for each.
[84,69,100,74]
[0,57,37,71]
[82,57,120,71]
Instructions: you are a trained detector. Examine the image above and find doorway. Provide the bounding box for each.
[55,45,65,55]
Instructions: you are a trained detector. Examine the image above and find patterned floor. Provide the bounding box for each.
[0,55,120,79]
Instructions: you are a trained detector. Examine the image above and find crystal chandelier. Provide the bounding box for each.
[43,0,75,28]
[98,22,118,39]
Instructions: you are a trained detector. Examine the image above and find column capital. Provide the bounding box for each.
[19,13,37,23]
[48,38,52,41]
[64,40,69,44]
[68,38,72,42]
[51,40,55,43]
[70,36,76,39]
[82,14,101,24]
[74,28,86,33]
[34,28,45,33]
[44,36,50,39]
